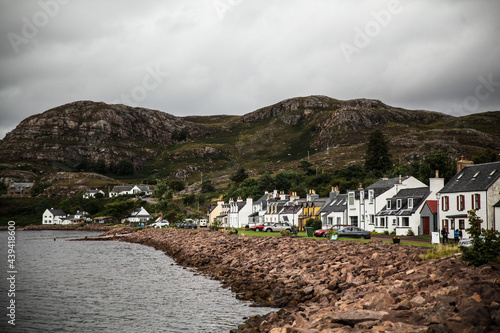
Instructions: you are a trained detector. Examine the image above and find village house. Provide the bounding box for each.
[438,161,500,238]
[348,176,427,232]
[83,189,105,199]
[227,197,253,228]
[319,187,348,227]
[126,207,153,226]
[7,181,35,197]
[109,185,152,197]
[298,190,329,230]
[42,208,66,224]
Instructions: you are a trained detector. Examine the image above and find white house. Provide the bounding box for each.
[42,208,66,224]
[83,189,105,199]
[126,207,153,225]
[109,185,152,197]
[438,161,500,238]
[348,176,427,232]
[320,190,348,227]
[227,197,253,228]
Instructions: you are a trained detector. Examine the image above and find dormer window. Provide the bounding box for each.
[396,199,402,209]
[360,190,365,204]
[408,198,413,209]
[386,200,391,209]
[368,190,374,204]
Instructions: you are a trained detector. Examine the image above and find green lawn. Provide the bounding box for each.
[235,229,433,247]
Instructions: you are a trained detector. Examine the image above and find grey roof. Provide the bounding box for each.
[376,187,430,217]
[439,162,500,193]
[48,209,66,216]
[136,185,151,191]
[10,182,34,188]
[494,200,500,208]
[367,176,410,190]
[111,186,133,192]
[319,194,347,214]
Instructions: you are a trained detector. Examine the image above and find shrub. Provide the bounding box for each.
[383,230,389,235]
[461,210,500,266]
[327,229,338,239]
[407,229,415,236]
[371,230,379,236]
[280,230,291,237]
[306,218,322,230]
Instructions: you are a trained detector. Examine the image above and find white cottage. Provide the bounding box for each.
[42,208,66,224]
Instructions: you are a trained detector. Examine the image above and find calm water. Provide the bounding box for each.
[0,230,273,332]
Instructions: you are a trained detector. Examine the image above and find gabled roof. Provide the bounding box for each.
[111,186,133,192]
[48,209,66,216]
[439,161,500,193]
[376,187,430,217]
[420,200,438,214]
[319,194,347,214]
[10,182,34,188]
[367,176,410,190]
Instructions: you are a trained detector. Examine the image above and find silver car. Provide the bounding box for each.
[263,222,292,233]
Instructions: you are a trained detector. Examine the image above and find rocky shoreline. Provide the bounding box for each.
[22,224,115,231]
[97,227,500,332]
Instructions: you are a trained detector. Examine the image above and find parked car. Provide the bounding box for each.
[314,225,356,237]
[150,220,169,228]
[250,222,274,231]
[336,227,371,239]
[458,239,473,247]
[262,222,292,233]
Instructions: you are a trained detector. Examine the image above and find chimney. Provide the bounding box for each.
[435,170,439,178]
[398,175,402,184]
[457,156,474,174]
[358,183,363,190]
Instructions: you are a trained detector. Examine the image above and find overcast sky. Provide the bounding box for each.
[1,0,499,139]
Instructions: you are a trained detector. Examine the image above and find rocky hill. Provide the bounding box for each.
[0,101,211,169]
[0,96,499,183]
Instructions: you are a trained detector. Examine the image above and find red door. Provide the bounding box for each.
[422,217,430,235]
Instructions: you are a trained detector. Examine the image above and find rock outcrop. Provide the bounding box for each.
[102,228,500,332]
[0,101,210,169]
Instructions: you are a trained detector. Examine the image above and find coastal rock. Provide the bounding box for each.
[95,228,500,332]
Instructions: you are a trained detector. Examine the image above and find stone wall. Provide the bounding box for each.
[102,228,500,332]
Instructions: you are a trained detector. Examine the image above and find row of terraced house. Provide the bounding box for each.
[208,160,500,239]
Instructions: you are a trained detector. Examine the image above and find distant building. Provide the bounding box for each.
[83,189,105,199]
[42,208,66,225]
[109,185,152,197]
[7,181,35,197]
[126,207,153,226]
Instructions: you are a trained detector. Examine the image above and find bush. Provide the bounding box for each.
[407,229,415,236]
[327,229,338,239]
[383,230,389,235]
[461,210,500,266]
[280,230,291,237]
[306,218,322,230]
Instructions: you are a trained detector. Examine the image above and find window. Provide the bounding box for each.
[369,215,374,225]
[350,216,358,227]
[328,217,333,225]
[360,191,364,204]
[408,198,413,209]
[348,192,355,207]
[337,217,341,224]
[451,220,455,229]
[457,195,465,211]
[459,219,465,229]
[379,217,385,227]
[368,190,374,204]
[387,200,391,209]
[472,193,481,210]
[402,217,409,227]
[396,199,402,209]
[442,196,449,211]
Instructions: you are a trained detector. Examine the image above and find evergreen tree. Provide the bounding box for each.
[364,130,392,177]
[230,167,248,184]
